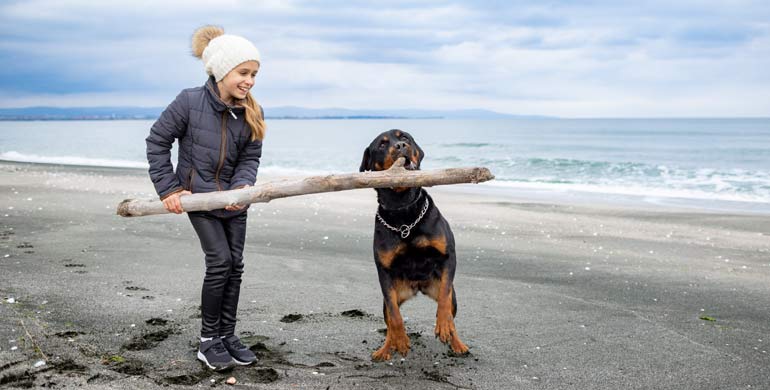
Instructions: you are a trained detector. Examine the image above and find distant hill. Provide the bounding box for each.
[0,106,163,120]
[263,106,549,119]
[0,106,551,120]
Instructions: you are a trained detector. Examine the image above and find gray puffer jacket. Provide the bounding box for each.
[146,76,263,217]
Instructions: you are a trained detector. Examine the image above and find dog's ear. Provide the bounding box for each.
[413,140,425,166]
[359,147,372,172]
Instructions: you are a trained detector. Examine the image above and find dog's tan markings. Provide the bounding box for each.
[413,235,447,255]
[374,162,383,171]
[428,268,469,355]
[383,136,389,142]
[410,149,419,166]
[372,286,410,361]
[393,279,418,303]
[383,147,395,170]
[377,243,406,269]
[395,130,402,137]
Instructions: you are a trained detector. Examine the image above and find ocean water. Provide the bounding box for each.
[1,118,769,213]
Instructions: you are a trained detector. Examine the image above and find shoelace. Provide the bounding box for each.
[224,337,246,350]
[209,340,228,354]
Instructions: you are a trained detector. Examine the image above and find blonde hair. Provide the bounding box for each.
[241,92,266,141]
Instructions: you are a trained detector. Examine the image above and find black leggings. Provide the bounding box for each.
[188,211,247,338]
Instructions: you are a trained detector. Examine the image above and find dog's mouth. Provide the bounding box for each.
[394,155,418,171]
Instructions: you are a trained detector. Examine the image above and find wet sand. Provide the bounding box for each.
[0,161,769,389]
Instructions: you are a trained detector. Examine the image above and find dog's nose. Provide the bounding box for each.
[395,141,408,151]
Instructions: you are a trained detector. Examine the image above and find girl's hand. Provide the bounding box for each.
[162,190,192,214]
[225,185,250,211]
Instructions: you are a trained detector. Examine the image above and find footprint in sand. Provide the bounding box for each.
[145,318,168,326]
[121,328,177,351]
[54,331,85,338]
[280,313,303,323]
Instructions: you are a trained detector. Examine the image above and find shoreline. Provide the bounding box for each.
[1,161,769,389]
[2,159,768,217]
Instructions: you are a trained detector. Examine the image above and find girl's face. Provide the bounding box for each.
[217,60,260,104]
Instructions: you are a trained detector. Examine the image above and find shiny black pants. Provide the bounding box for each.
[188,211,247,338]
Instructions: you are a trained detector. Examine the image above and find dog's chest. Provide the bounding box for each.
[377,235,448,280]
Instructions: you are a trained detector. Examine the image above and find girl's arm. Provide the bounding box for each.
[146,91,189,200]
[230,137,262,189]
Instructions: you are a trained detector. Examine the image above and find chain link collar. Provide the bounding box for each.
[376,198,430,238]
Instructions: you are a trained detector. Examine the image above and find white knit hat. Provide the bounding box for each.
[192,26,261,82]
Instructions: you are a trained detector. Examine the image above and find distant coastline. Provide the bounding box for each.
[0,115,445,121]
[0,106,547,121]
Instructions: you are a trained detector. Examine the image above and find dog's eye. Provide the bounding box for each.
[378,140,388,149]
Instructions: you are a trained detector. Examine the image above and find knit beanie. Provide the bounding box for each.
[191,25,261,82]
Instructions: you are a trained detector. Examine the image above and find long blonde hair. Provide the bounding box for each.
[241,92,265,141]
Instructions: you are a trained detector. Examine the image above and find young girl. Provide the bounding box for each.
[146,25,264,371]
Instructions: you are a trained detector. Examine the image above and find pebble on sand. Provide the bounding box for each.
[226,377,237,385]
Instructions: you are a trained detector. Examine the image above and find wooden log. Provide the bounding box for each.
[117,158,494,217]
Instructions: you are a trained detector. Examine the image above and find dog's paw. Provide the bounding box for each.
[372,345,392,361]
[434,318,455,344]
[392,332,411,357]
[450,338,469,355]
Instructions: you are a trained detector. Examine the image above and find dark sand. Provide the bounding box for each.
[1,161,769,389]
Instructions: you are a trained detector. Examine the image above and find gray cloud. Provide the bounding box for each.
[0,0,768,116]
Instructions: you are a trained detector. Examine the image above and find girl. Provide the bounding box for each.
[146,25,264,371]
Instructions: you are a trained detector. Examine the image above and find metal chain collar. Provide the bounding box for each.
[376,198,430,239]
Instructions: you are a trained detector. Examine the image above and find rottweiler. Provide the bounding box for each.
[359,129,469,361]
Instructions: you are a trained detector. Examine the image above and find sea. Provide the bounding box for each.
[1,118,769,214]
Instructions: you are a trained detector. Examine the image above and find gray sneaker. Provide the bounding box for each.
[221,335,258,365]
[197,338,235,371]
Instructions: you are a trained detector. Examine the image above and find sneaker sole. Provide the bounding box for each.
[231,356,257,366]
[197,351,235,371]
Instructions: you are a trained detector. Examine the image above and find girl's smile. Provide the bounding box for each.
[217,60,260,105]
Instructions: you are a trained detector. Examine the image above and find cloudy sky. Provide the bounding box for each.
[0,0,768,117]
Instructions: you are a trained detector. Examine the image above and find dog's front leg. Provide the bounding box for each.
[432,262,469,355]
[372,267,410,361]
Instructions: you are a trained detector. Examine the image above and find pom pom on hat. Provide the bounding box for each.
[191,25,224,58]
[191,25,261,82]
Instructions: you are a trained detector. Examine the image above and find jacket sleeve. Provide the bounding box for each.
[146,90,189,200]
[229,106,263,189]
[230,138,262,189]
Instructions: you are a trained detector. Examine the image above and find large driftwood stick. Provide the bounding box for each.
[117,158,494,217]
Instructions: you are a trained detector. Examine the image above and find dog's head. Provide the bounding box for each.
[359,129,424,172]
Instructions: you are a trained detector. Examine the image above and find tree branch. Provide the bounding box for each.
[117,158,494,217]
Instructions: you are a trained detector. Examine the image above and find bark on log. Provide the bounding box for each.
[117,158,494,217]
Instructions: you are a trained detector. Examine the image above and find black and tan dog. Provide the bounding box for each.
[360,129,469,361]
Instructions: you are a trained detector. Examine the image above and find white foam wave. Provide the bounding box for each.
[0,151,148,169]
[485,180,770,204]
[2,150,767,207]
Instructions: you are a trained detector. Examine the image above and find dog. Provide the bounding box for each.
[359,129,469,361]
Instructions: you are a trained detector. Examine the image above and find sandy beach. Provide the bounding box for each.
[1,160,769,389]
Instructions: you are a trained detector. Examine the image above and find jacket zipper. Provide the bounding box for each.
[187,168,195,192]
[214,111,228,191]
[206,83,237,192]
